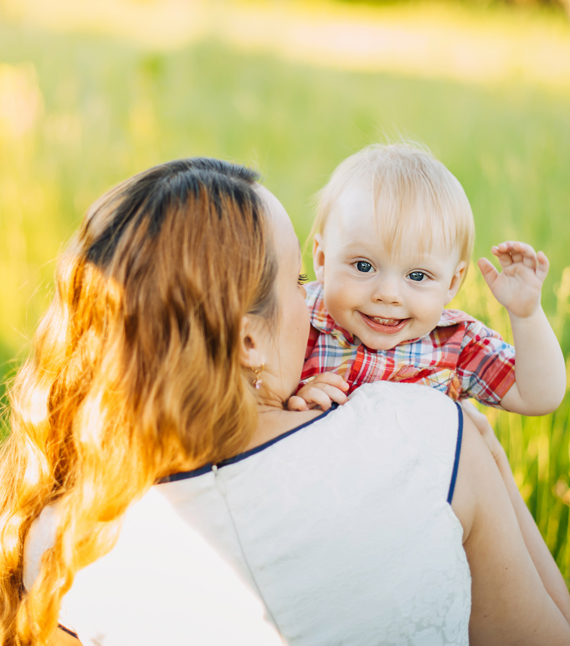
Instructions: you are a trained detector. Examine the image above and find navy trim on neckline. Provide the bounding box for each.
[58,624,79,639]
[447,402,464,504]
[157,403,339,484]
[159,463,213,483]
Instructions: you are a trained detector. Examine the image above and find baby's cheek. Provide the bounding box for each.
[414,295,446,331]
[324,289,352,325]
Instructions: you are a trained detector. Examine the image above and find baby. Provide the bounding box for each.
[289,144,566,415]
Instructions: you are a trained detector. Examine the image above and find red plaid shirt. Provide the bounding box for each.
[301,282,516,406]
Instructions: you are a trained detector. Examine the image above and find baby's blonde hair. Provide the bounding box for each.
[312,143,475,273]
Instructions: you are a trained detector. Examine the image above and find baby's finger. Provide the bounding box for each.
[495,241,525,265]
[536,251,549,282]
[513,241,537,269]
[318,384,349,405]
[496,240,527,254]
[491,246,513,268]
[309,372,349,391]
[287,396,309,412]
[478,257,499,287]
[494,241,515,255]
[303,386,333,411]
[497,241,537,269]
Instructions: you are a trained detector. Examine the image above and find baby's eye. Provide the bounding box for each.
[355,261,373,273]
[298,273,308,286]
[408,271,426,282]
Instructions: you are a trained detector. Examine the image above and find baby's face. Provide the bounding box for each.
[314,183,464,351]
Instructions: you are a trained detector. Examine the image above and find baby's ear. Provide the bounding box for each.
[445,261,466,305]
[313,235,326,284]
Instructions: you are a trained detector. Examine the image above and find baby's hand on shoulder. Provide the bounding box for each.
[478,241,549,318]
[287,373,349,412]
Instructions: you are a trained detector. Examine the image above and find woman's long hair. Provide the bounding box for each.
[0,158,277,645]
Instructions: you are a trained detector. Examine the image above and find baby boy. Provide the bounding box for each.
[289,144,566,415]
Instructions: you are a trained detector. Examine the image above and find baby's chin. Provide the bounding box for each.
[355,326,432,352]
[359,337,409,352]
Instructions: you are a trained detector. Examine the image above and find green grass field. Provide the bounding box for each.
[1,3,570,580]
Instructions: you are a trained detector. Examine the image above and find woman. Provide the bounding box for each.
[0,158,569,645]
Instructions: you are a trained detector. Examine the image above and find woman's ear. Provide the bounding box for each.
[313,235,325,284]
[239,316,264,369]
[445,261,467,305]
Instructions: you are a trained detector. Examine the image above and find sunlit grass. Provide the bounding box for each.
[0,4,569,582]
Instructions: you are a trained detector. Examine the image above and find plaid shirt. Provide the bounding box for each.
[301,282,516,406]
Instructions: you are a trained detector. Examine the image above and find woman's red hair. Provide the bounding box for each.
[0,158,276,644]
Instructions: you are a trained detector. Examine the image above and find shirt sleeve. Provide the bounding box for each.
[456,321,516,407]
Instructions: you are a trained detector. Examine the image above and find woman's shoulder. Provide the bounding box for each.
[349,379,454,401]
[297,381,461,463]
[336,382,462,494]
[344,381,460,430]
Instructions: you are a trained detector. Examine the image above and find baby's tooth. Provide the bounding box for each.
[372,316,399,325]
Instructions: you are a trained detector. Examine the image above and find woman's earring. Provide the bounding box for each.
[251,363,265,390]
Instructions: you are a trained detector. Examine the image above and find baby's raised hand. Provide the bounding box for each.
[287,373,349,412]
[477,241,549,318]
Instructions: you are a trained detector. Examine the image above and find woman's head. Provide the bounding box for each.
[0,158,306,644]
[59,158,279,471]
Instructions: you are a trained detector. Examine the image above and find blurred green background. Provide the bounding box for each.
[1,0,570,580]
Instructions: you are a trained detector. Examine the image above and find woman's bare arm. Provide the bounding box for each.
[452,413,570,645]
[464,401,570,623]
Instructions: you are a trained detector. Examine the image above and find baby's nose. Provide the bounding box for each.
[372,277,402,305]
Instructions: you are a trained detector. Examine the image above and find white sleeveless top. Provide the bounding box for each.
[24,382,471,645]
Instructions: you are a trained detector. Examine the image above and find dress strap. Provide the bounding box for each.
[447,401,464,504]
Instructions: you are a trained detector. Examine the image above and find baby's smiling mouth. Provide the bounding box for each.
[359,312,410,334]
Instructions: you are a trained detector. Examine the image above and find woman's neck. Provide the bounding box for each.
[243,405,324,453]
